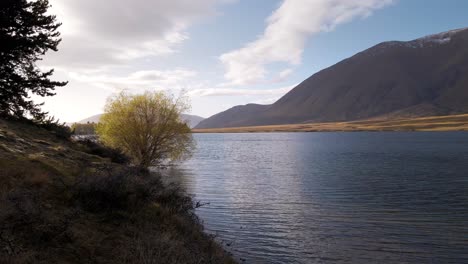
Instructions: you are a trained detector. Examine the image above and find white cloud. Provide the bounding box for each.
[45,0,225,69]
[39,0,230,121]
[66,69,198,91]
[188,84,296,97]
[275,68,294,82]
[220,0,393,85]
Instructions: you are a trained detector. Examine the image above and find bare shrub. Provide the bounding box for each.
[76,138,130,164]
[0,190,76,261]
[72,166,162,213]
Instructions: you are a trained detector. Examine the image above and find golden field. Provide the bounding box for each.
[192,114,468,133]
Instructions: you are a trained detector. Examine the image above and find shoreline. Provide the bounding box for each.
[0,118,236,264]
[192,114,468,133]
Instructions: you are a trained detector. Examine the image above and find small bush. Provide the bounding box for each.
[1,118,234,263]
[76,138,130,164]
[72,166,162,213]
[36,116,72,139]
[0,190,75,259]
[156,183,196,215]
[1,115,72,140]
[70,123,96,135]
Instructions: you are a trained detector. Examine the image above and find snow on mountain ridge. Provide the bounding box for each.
[407,27,467,47]
[362,27,468,57]
[415,27,467,42]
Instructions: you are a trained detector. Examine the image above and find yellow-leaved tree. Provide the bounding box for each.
[96,91,194,168]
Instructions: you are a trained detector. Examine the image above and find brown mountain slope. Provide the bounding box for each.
[196,27,468,129]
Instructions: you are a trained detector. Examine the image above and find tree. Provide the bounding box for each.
[0,0,67,119]
[71,122,97,135]
[96,91,194,168]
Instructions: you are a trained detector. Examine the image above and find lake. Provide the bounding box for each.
[165,132,468,263]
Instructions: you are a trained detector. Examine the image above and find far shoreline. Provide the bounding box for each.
[192,114,468,133]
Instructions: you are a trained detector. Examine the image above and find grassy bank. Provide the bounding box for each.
[0,119,235,264]
[193,114,468,133]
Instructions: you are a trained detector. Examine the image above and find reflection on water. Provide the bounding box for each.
[163,132,468,263]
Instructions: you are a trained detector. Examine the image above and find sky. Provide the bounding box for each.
[39,0,468,122]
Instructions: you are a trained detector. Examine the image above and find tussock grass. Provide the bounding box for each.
[0,119,235,264]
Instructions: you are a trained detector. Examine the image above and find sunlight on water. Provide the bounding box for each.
[163,132,468,263]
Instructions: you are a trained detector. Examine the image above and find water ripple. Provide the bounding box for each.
[163,132,468,264]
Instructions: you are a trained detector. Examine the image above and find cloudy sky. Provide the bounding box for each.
[40,0,468,122]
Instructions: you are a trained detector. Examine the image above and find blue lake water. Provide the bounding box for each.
[166,132,468,263]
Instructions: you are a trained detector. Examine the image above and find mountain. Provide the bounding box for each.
[78,114,102,124]
[196,27,468,129]
[181,114,205,128]
[77,113,205,128]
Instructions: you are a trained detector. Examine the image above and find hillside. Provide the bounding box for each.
[77,114,102,123]
[78,114,205,128]
[196,27,468,129]
[0,118,234,264]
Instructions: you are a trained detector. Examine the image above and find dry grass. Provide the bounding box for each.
[193,113,468,133]
[0,119,236,264]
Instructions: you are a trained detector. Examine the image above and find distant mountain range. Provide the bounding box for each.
[77,113,205,128]
[196,27,468,129]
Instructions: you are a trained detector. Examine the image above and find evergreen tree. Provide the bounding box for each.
[0,0,67,119]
